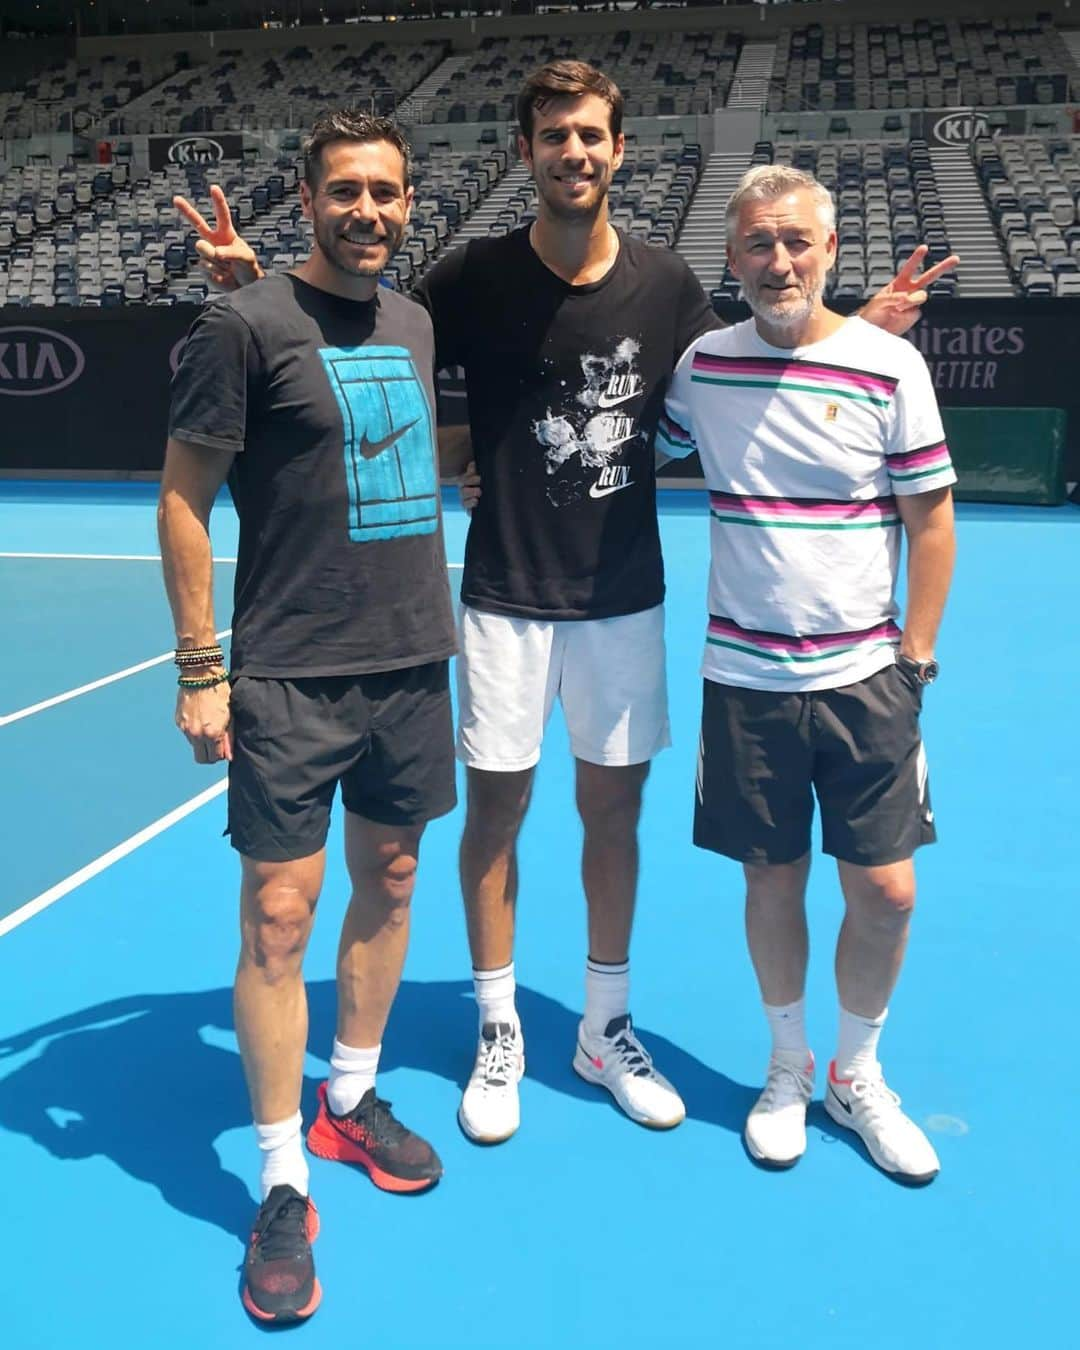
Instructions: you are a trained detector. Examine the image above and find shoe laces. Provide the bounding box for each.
[759,1057,813,1111]
[850,1074,904,1125]
[253,1189,309,1262]
[599,1015,654,1079]
[474,1023,520,1090]
[357,1094,409,1146]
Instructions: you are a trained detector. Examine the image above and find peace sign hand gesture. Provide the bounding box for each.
[861,244,960,335]
[172,183,263,290]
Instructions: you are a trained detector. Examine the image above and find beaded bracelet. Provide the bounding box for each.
[178,670,230,690]
[175,645,225,668]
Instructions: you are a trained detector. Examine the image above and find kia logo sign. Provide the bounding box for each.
[168,136,226,166]
[932,112,989,145]
[0,326,85,396]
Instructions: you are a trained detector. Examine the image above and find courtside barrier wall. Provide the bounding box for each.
[0,300,1076,500]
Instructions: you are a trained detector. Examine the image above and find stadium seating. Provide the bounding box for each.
[407,30,740,124]
[707,138,957,305]
[0,52,189,137]
[768,16,1077,113]
[0,143,518,306]
[100,40,448,136]
[973,134,1080,296]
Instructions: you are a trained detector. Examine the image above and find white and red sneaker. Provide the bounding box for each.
[824,1059,940,1183]
[573,1014,685,1129]
[744,1050,815,1167]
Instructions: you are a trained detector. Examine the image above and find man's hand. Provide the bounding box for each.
[176,681,233,764]
[861,245,960,336]
[173,184,262,290]
[458,461,481,513]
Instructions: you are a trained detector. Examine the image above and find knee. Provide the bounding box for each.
[355,839,419,927]
[241,881,317,981]
[465,777,532,849]
[853,873,916,927]
[576,768,646,835]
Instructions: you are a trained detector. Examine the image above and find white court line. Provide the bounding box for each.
[0,552,238,563]
[2,562,463,727]
[0,627,232,727]
[0,779,228,939]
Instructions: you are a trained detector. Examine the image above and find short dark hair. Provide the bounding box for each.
[303,109,412,190]
[516,60,623,144]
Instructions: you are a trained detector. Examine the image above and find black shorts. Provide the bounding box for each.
[227,661,456,862]
[693,663,936,868]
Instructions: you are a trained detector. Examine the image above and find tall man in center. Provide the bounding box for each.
[414,62,706,1140]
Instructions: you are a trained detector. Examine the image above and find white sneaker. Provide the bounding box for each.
[458,1021,525,1144]
[824,1059,941,1183]
[572,1014,686,1129]
[744,1050,815,1167]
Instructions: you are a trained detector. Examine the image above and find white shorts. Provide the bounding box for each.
[455,603,671,771]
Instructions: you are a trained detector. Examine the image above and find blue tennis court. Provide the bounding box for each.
[1,481,1076,1349]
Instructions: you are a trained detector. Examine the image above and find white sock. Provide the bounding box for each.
[583,957,630,1037]
[835,1006,888,1081]
[763,997,809,1058]
[473,962,518,1030]
[254,1110,308,1200]
[326,1039,380,1116]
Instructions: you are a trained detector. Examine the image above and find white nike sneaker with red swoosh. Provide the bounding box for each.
[824,1059,940,1183]
[572,1014,685,1129]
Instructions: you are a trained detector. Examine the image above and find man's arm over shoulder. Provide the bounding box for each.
[670,252,724,362]
[656,328,706,468]
[411,240,472,370]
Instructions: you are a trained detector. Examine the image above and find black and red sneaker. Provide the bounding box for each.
[306,1082,442,1193]
[241,1184,321,1324]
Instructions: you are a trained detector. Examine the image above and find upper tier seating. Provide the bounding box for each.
[768,16,1078,113]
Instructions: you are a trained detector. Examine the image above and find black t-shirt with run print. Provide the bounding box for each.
[168,273,456,678]
[413,227,718,620]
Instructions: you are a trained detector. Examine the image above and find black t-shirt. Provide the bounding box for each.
[169,273,456,678]
[414,227,718,620]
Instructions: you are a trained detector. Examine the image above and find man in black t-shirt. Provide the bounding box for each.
[160,112,457,1326]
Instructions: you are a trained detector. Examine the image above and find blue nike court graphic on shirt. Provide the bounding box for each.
[319,345,438,542]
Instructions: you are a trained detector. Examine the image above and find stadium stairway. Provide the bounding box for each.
[1061,29,1080,90]
[453,160,534,241]
[727,42,776,110]
[930,146,1014,296]
[675,150,751,291]
[397,52,474,124]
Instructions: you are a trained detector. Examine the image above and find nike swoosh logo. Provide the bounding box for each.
[358,418,419,460]
[596,388,642,408]
[827,1083,852,1115]
[603,432,639,451]
[589,480,635,499]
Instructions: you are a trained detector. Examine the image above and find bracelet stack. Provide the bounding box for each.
[174,644,228,689]
[178,670,230,690]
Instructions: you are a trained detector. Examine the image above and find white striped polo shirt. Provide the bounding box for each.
[658,316,956,692]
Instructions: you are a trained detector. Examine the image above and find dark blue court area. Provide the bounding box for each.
[1,482,1077,1349]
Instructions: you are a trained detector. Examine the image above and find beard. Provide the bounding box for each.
[312,210,403,278]
[534,171,610,224]
[743,275,827,331]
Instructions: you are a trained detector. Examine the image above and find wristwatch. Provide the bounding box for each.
[897,654,940,685]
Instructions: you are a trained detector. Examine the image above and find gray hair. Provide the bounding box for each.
[725,165,836,244]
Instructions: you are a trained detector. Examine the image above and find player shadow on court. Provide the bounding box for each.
[0,977,755,1244]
